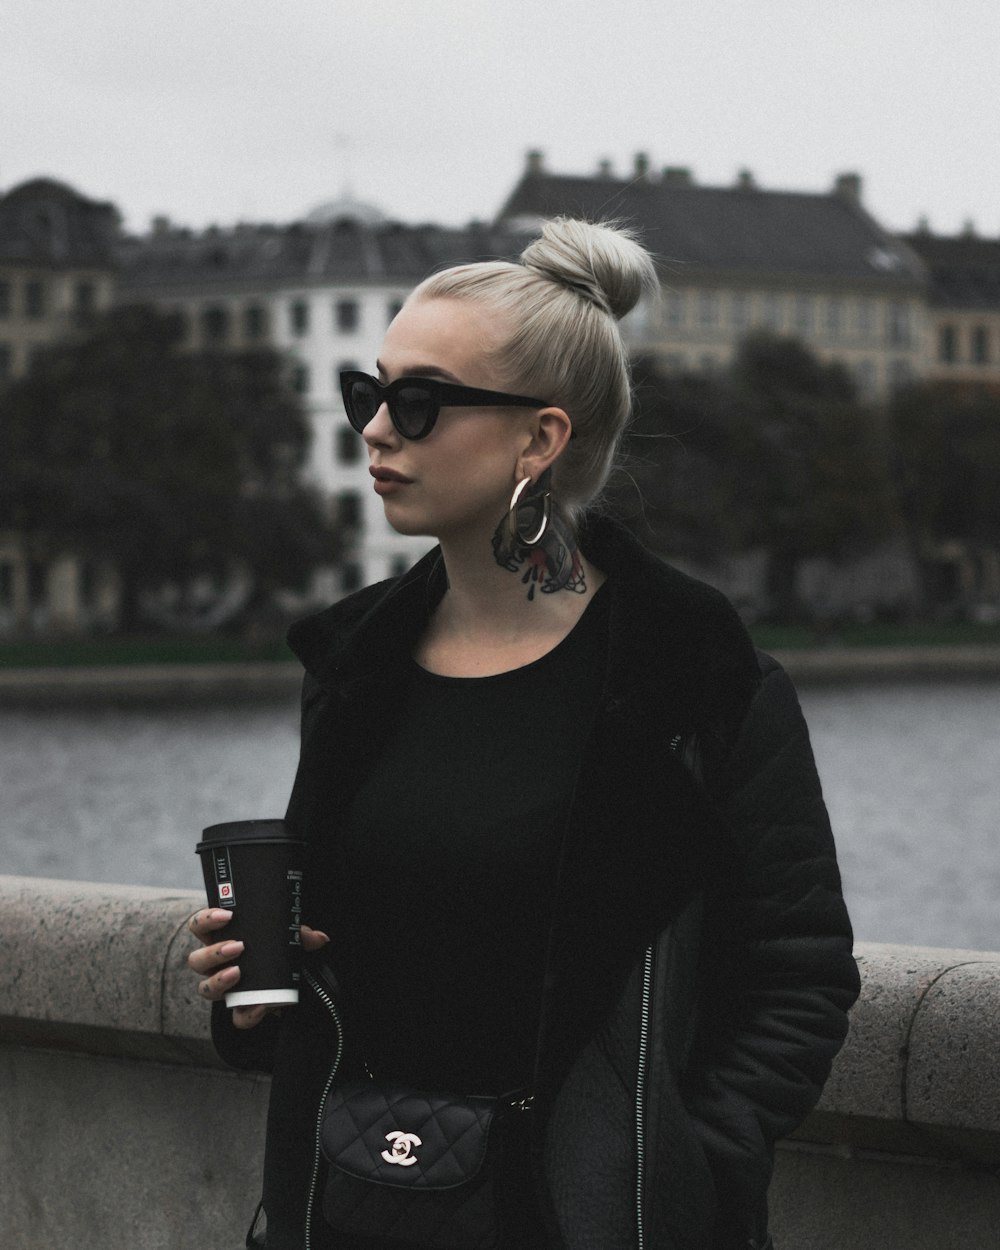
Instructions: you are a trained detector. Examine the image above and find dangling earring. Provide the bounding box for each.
[507,469,551,548]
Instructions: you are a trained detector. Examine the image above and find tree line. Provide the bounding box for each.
[608,334,1000,623]
[3,310,999,632]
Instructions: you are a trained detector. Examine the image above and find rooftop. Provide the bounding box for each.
[497,151,925,287]
[0,178,121,269]
[900,229,1000,310]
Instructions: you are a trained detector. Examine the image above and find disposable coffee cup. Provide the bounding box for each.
[196,819,304,1008]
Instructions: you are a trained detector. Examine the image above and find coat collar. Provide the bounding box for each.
[286,514,760,744]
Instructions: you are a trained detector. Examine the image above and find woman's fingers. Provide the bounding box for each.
[188,907,234,941]
[233,1004,272,1029]
[187,937,244,975]
[301,924,330,951]
[195,961,241,1002]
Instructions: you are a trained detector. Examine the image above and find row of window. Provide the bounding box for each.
[0,276,98,320]
[291,358,360,397]
[288,296,404,338]
[657,290,916,347]
[938,323,995,366]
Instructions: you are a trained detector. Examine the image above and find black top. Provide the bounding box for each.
[334,585,610,1093]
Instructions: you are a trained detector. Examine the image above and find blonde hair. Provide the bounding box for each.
[409,217,658,519]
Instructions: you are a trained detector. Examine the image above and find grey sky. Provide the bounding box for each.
[5,0,998,237]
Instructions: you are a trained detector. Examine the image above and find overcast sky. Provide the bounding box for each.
[5,0,999,238]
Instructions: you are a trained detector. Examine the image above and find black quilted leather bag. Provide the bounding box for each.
[321,1080,530,1248]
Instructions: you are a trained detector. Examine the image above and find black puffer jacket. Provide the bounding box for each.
[213,518,860,1250]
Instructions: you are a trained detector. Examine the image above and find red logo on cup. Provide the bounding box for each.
[218,882,234,902]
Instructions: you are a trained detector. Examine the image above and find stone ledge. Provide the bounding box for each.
[2,876,1000,1149]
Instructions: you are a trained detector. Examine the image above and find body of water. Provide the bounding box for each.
[1,680,997,951]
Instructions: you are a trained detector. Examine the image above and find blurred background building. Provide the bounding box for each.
[2,152,999,634]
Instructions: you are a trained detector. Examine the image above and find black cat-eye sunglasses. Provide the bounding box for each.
[339,370,549,442]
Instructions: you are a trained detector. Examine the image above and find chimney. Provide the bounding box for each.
[151,214,171,237]
[961,218,977,238]
[662,166,693,187]
[634,152,650,182]
[526,149,545,176]
[914,214,931,235]
[736,168,756,191]
[597,158,614,179]
[834,172,862,204]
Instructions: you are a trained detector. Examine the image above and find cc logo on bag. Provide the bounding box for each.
[382,1130,422,1166]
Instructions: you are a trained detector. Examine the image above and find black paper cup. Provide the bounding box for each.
[196,819,304,1008]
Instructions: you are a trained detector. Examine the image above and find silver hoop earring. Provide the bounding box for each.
[507,474,551,548]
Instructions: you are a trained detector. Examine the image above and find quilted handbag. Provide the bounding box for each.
[320,1080,532,1248]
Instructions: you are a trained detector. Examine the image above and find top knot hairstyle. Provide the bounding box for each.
[410,218,659,519]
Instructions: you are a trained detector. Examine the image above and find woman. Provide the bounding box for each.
[189,218,859,1250]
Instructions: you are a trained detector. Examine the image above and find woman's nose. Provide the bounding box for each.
[362,401,396,447]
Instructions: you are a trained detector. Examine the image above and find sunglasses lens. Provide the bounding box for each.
[345,377,382,431]
[393,384,437,439]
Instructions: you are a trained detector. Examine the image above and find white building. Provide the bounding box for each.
[118,201,527,594]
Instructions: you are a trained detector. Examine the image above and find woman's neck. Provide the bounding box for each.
[416,532,605,677]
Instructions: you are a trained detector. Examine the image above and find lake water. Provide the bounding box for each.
[1,681,998,951]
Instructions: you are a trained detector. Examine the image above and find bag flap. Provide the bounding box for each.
[321,1082,497,1191]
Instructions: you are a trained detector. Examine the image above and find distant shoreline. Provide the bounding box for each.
[2,645,1000,704]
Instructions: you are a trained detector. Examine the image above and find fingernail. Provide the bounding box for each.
[219,941,244,958]
[219,965,240,983]
[208,909,232,922]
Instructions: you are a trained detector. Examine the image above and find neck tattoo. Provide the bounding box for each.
[491,510,587,602]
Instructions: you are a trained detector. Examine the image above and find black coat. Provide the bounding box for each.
[213,518,860,1250]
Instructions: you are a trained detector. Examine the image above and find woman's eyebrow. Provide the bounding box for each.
[375,359,463,384]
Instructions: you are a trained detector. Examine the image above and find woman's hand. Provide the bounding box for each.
[187,907,330,1030]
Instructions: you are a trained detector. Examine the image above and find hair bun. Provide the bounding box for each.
[520,217,657,320]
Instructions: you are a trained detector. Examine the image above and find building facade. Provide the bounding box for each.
[117,205,528,594]
[899,226,1000,391]
[498,152,929,399]
[0,178,121,634]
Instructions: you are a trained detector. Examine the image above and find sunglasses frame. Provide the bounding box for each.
[339,370,548,441]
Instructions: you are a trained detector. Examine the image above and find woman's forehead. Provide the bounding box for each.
[379,297,508,385]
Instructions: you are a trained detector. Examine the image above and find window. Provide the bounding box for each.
[793,296,814,337]
[972,325,991,365]
[661,352,686,373]
[341,562,363,593]
[761,294,783,331]
[390,555,411,577]
[0,563,13,607]
[697,291,719,330]
[387,299,404,324]
[336,427,362,464]
[290,299,310,336]
[0,343,11,384]
[887,301,911,348]
[338,492,362,528]
[74,281,96,318]
[939,324,958,364]
[336,299,360,332]
[291,363,310,394]
[25,280,45,319]
[698,353,719,374]
[0,280,11,318]
[856,299,876,338]
[243,304,268,340]
[729,293,751,332]
[201,305,229,345]
[663,289,685,328]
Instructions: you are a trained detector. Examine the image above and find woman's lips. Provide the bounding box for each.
[370,466,413,495]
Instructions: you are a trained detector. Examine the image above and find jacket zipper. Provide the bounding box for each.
[635,941,654,1250]
[303,967,344,1250]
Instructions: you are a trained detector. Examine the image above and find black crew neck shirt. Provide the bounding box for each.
[335,585,610,1093]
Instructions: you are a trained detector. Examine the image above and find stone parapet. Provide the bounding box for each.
[2,875,1000,1248]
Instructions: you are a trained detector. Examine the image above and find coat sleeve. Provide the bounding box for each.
[682,653,860,1239]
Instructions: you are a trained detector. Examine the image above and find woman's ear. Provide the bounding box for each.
[518,406,573,480]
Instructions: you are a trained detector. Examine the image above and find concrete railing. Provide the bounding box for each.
[2,875,999,1249]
